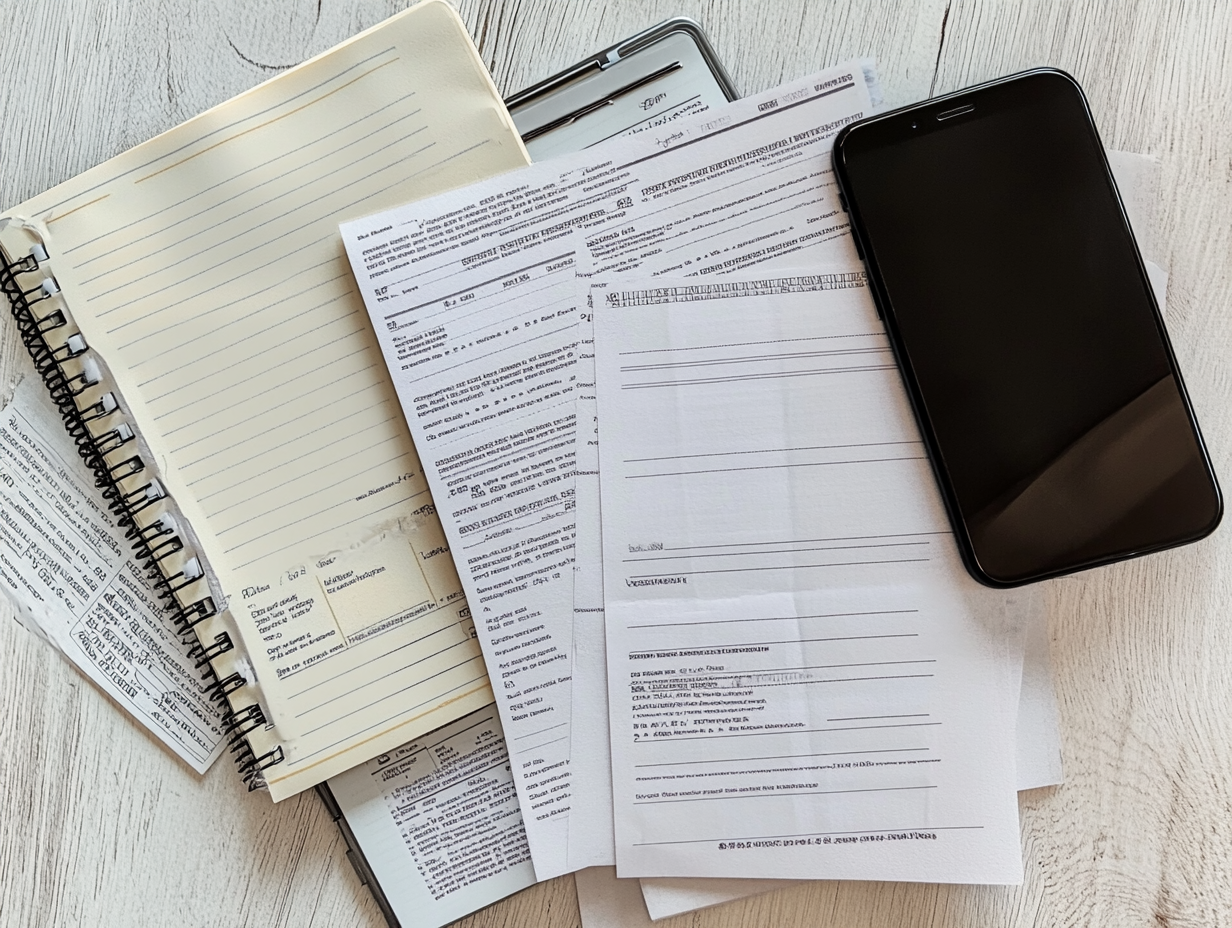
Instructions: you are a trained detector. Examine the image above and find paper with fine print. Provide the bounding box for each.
[325,704,536,928]
[571,270,1055,873]
[341,59,879,878]
[593,270,1025,883]
[633,586,1056,921]
[0,377,226,772]
[570,596,1054,926]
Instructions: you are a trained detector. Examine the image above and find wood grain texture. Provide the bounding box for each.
[3,1,1232,926]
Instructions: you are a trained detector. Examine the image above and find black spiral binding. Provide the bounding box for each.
[1,235,284,789]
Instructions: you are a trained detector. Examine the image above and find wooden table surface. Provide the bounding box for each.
[2,1,1231,926]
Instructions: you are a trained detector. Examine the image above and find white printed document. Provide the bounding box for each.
[592,272,1025,882]
[341,60,877,878]
[0,378,226,771]
[573,278,1056,873]
[569,144,1160,879]
[325,705,536,927]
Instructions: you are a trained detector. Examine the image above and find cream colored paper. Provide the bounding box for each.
[1,0,529,799]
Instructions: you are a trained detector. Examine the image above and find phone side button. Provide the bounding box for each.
[850,229,864,260]
[838,191,849,212]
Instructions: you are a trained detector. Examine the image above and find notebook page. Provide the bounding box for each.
[4,1,529,799]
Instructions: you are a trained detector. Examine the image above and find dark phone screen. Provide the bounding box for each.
[839,72,1220,584]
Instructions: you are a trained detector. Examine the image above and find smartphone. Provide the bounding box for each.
[833,68,1221,587]
[505,18,737,161]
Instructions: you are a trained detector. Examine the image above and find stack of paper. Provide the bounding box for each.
[338,57,1072,903]
[0,19,1169,926]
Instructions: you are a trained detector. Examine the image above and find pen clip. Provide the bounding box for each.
[520,61,683,144]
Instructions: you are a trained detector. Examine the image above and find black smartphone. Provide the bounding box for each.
[832,68,1221,587]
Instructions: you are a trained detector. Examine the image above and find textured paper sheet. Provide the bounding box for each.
[326,705,536,927]
[0,378,226,771]
[0,0,530,798]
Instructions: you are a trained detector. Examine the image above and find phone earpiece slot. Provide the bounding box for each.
[936,103,975,121]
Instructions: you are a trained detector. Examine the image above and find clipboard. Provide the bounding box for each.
[505,18,738,159]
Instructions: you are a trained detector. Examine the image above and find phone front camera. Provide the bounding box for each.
[911,121,919,129]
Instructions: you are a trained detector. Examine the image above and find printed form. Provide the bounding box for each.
[592,272,1024,882]
[342,61,878,877]
[566,64,879,869]
[326,704,536,928]
[0,378,226,771]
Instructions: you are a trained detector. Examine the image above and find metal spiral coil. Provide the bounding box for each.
[1,244,284,785]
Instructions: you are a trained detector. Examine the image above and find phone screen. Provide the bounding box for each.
[836,71,1220,585]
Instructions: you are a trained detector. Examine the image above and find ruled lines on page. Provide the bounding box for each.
[326,705,536,927]
[340,59,885,872]
[63,52,438,567]
[592,274,1024,882]
[11,1,530,798]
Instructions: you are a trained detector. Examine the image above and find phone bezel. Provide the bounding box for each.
[832,68,1222,587]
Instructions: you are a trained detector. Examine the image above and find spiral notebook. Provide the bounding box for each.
[0,0,530,800]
